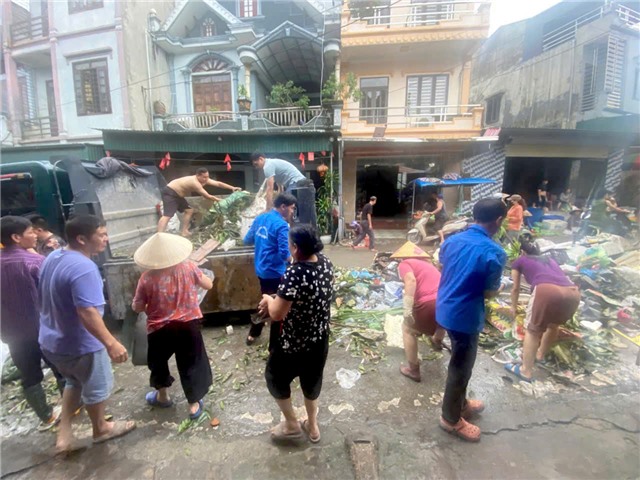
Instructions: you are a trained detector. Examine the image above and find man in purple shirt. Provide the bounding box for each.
[0,216,64,428]
[39,215,135,452]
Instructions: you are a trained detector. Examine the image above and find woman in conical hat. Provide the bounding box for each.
[391,242,447,383]
[131,233,213,420]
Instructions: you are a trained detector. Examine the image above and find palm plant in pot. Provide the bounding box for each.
[237,84,251,112]
[316,170,338,243]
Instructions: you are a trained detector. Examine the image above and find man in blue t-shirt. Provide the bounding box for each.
[243,193,296,346]
[436,198,507,442]
[39,215,135,453]
[251,151,317,228]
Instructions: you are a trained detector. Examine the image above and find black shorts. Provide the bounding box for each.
[433,215,447,231]
[265,337,329,400]
[161,186,191,217]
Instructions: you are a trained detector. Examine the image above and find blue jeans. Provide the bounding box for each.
[442,329,479,423]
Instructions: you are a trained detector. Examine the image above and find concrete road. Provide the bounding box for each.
[2,319,639,480]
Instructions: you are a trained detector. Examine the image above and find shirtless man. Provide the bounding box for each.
[158,168,241,236]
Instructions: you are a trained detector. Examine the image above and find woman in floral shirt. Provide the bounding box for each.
[258,224,334,444]
[132,233,213,420]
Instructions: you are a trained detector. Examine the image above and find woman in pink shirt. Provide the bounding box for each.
[132,233,213,420]
[391,242,446,382]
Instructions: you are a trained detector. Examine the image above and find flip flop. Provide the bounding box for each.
[439,417,481,442]
[504,363,533,383]
[270,422,304,442]
[93,420,136,444]
[189,399,204,420]
[300,419,321,443]
[145,391,174,408]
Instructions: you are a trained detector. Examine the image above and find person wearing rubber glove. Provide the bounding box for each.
[392,242,447,383]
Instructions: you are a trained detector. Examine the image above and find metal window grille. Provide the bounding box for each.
[406,74,448,121]
[73,59,112,116]
[604,33,625,109]
[68,0,104,14]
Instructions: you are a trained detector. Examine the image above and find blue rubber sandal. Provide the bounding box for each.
[189,399,204,420]
[504,363,533,383]
[145,391,174,408]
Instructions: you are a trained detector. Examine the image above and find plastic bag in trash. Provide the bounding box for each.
[197,268,215,304]
[336,368,361,389]
[384,281,404,301]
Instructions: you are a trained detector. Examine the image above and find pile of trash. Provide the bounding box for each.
[191,185,267,247]
[331,259,406,368]
[484,232,640,375]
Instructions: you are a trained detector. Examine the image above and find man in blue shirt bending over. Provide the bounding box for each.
[243,193,296,346]
[437,198,507,442]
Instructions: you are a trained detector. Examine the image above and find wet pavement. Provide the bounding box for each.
[1,319,639,480]
[2,239,640,479]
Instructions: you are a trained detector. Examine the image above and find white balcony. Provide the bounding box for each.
[342,104,483,137]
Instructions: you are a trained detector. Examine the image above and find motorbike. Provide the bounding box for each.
[574,207,637,242]
[407,211,470,244]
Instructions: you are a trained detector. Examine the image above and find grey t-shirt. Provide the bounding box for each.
[263,158,305,190]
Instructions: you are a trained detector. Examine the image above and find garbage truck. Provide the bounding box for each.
[0,158,261,326]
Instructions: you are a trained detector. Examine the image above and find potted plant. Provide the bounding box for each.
[321,72,362,105]
[268,81,310,110]
[237,85,251,112]
[316,170,337,242]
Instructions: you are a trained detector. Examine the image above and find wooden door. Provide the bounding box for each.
[193,74,232,112]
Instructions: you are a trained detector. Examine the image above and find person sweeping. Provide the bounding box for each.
[132,233,213,420]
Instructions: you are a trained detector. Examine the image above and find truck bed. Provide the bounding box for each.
[103,246,260,321]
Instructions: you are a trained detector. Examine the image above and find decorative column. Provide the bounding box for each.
[181,69,192,113]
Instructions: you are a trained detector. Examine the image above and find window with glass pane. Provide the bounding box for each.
[239,0,258,17]
[485,93,503,125]
[202,18,216,36]
[359,77,388,124]
[406,74,448,122]
[68,0,103,14]
[73,59,112,116]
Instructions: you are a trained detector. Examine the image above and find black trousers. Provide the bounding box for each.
[353,220,375,249]
[442,329,479,424]
[288,182,317,228]
[8,338,64,390]
[249,277,282,348]
[147,320,212,404]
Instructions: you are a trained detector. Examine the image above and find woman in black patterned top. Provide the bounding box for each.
[258,224,334,444]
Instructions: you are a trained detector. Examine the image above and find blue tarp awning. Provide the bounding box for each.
[411,177,496,188]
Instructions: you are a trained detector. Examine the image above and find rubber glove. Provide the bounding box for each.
[403,295,415,326]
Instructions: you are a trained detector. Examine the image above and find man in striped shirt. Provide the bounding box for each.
[0,216,64,428]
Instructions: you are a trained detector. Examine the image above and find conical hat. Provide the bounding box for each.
[134,233,193,270]
[390,241,431,259]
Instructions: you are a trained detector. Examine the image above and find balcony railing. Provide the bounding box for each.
[542,3,640,52]
[346,1,487,29]
[20,116,58,140]
[252,106,324,127]
[345,104,480,128]
[163,106,328,131]
[10,16,49,44]
[164,111,237,129]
